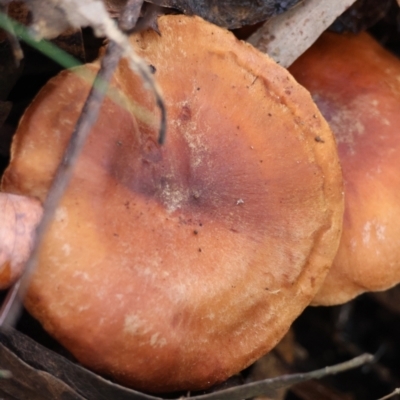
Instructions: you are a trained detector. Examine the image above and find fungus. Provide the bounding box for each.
[290,32,400,305]
[1,16,343,392]
[0,193,42,289]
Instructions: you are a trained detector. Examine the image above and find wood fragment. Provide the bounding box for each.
[247,0,358,67]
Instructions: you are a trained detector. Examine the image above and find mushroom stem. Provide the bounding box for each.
[0,193,42,290]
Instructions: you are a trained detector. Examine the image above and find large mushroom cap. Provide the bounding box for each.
[1,16,343,392]
[290,32,400,305]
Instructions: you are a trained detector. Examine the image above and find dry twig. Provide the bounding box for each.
[378,388,400,400]
[248,0,357,67]
[189,353,374,400]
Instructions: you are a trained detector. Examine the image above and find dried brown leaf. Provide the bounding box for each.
[0,338,85,400]
[0,327,163,400]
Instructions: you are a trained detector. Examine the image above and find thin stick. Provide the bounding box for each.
[378,388,400,400]
[0,41,123,327]
[189,353,374,400]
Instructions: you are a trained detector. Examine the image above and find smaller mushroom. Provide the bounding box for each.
[0,192,42,289]
[290,31,400,305]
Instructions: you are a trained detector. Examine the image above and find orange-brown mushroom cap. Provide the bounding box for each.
[1,16,343,392]
[290,32,400,305]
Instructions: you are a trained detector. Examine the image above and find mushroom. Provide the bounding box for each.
[1,15,343,392]
[0,193,42,289]
[289,31,400,305]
